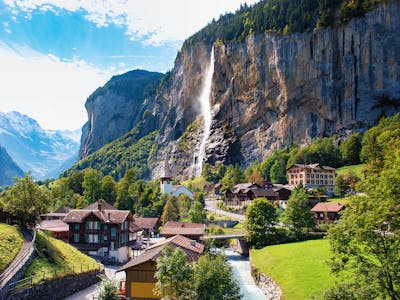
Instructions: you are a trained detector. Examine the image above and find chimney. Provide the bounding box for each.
[107,212,111,220]
[98,202,102,211]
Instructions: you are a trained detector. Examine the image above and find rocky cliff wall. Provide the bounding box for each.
[150,0,400,179]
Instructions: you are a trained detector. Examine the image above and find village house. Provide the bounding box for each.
[160,221,205,241]
[63,200,142,263]
[133,217,159,238]
[286,163,336,195]
[311,202,345,224]
[36,206,71,240]
[160,159,193,200]
[118,234,204,300]
[40,206,71,220]
[224,182,291,207]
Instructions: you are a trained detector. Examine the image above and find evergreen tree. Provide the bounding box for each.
[188,201,206,223]
[161,197,179,225]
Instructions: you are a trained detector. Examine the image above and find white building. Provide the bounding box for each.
[160,159,193,200]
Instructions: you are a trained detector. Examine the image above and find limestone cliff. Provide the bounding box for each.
[78,1,400,180]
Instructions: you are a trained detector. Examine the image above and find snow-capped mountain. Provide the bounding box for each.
[0,111,81,179]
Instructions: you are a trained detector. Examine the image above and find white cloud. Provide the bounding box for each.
[0,43,110,130]
[3,0,259,44]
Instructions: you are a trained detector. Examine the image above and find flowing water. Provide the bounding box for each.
[193,47,214,177]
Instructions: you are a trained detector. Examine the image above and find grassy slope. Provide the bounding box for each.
[24,231,99,284]
[251,239,336,299]
[0,224,23,273]
[336,164,366,178]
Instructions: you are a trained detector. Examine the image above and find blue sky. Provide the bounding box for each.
[0,0,257,130]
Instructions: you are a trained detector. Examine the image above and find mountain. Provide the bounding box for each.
[75,0,400,180]
[0,111,80,179]
[0,145,24,187]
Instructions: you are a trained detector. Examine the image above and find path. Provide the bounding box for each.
[205,199,245,222]
[0,228,35,289]
[63,265,125,300]
[224,249,266,300]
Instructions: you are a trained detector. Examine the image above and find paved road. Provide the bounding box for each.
[224,249,266,300]
[205,199,245,222]
[63,265,125,300]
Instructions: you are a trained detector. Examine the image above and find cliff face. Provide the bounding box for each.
[0,145,23,186]
[150,1,400,178]
[78,1,400,180]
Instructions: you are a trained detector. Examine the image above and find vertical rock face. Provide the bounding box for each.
[150,1,400,178]
[0,145,23,186]
[77,2,400,180]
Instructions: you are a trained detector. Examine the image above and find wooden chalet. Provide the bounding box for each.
[311,202,345,224]
[118,235,204,300]
[63,200,141,263]
[134,217,159,237]
[160,221,205,241]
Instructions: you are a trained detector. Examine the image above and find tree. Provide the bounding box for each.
[247,169,265,186]
[244,197,277,247]
[154,246,195,300]
[283,186,316,231]
[98,274,119,300]
[100,175,117,204]
[193,253,241,300]
[339,132,362,165]
[161,197,179,225]
[4,175,51,226]
[188,201,206,223]
[177,194,191,222]
[82,169,102,204]
[220,164,245,192]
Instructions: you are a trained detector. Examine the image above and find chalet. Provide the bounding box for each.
[37,219,69,241]
[118,235,204,300]
[311,202,345,224]
[63,200,141,263]
[160,221,205,241]
[224,182,291,207]
[134,217,159,237]
[287,163,336,195]
[160,159,193,200]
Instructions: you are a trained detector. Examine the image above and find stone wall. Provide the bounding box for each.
[9,269,103,300]
[250,256,282,300]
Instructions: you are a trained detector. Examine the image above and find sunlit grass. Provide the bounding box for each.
[0,224,23,273]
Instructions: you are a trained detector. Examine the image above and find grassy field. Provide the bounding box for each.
[0,224,24,273]
[24,231,99,284]
[336,164,366,178]
[251,239,336,299]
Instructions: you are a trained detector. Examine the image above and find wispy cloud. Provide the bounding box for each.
[0,43,110,130]
[3,0,259,45]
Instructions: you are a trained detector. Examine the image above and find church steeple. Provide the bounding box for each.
[160,156,172,195]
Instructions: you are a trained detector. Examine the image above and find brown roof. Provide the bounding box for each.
[251,189,278,198]
[54,206,72,213]
[287,163,336,171]
[134,217,159,230]
[119,235,204,271]
[160,221,205,237]
[84,200,117,210]
[37,219,69,232]
[130,222,142,232]
[64,209,131,224]
[311,202,345,213]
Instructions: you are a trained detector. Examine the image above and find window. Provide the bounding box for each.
[110,241,119,250]
[86,221,100,230]
[111,227,117,237]
[73,234,79,243]
[104,235,108,241]
[74,223,80,230]
[103,224,108,230]
[86,234,99,243]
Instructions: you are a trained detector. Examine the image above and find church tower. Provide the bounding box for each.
[160,158,172,195]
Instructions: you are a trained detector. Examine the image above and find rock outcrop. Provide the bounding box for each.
[78,1,400,180]
[0,145,23,186]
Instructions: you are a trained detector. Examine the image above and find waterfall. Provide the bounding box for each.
[193,47,215,177]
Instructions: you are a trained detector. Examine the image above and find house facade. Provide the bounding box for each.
[311,202,345,224]
[119,235,204,300]
[63,200,141,263]
[287,163,336,195]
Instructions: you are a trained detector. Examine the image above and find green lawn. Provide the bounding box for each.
[0,224,24,273]
[336,164,365,178]
[328,196,352,204]
[24,231,99,284]
[250,239,336,299]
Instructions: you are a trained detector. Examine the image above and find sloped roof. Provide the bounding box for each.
[84,200,117,210]
[311,202,345,213]
[134,217,159,230]
[54,206,72,213]
[37,219,69,232]
[287,163,336,171]
[119,235,204,271]
[160,221,205,237]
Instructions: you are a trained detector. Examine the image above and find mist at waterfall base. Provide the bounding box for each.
[192,47,215,177]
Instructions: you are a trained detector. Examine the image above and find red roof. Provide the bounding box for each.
[311,202,345,213]
[160,221,205,237]
[134,217,159,230]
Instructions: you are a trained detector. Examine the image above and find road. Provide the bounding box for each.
[63,265,125,300]
[205,199,245,222]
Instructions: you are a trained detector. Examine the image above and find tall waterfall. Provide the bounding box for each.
[193,47,215,177]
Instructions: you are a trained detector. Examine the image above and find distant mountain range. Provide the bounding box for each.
[0,145,24,187]
[0,111,80,180]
